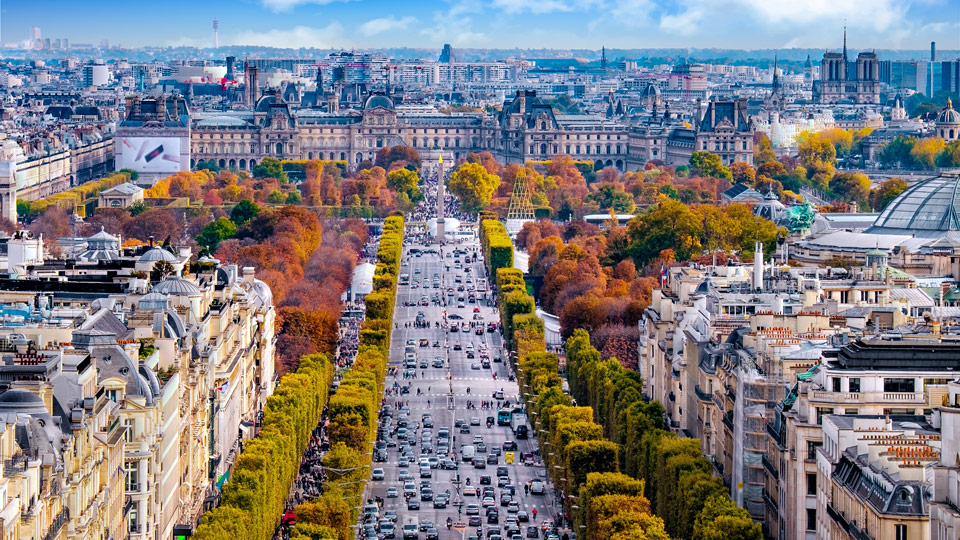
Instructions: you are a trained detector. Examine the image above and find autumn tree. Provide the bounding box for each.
[448,162,501,212]
[753,133,777,164]
[797,131,837,188]
[627,199,704,265]
[828,172,871,207]
[729,162,756,186]
[910,137,947,170]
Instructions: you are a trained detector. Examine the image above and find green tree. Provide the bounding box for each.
[690,151,732,180]
[196,216,237,253]
[692,495,762,540]
[879,136,917,169]
[253,157,288,183]
[231,200,261,226]
[937,141,960,168]
[386,168,423,202]
[266,189,286,204]
[128,201,148,216]
[627,199,704,265]
[286,191,303,204]
[448,162,501,212]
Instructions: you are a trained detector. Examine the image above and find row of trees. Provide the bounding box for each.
[879,136,960,170]
[289,216,404,539]
[494,268,670,540]
[565,329,762,540]
[480,219,514,278]
[191,352,336,540]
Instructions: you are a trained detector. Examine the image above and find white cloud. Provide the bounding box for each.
[659,6,704,35]
[359,16,418,37]
[259,0,349,12]
[420,1,487,46]
[488,0,603,14]
[735,0,906,30]
[226,23,348,48]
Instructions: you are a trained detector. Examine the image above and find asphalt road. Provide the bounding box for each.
[359,226,561,540]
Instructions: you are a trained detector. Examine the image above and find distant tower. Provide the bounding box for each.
[213,18,220,49]
[601,46,607,70]
[506,168,534,235]
[771,53,780,92]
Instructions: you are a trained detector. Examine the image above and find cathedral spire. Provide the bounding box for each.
[772,53,779,91]
[842,23,848,63]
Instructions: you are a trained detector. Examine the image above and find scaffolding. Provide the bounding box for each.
[731,364,790,522]
[506,168,534,236]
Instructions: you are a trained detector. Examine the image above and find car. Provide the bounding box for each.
[482,496,496,507]
[466,504,480,516]
[372,468,385,480]
[458,302,466,308]
[406,339,416,346]
[500,494,513,507]
[419,520,434,532]
[479,474,492,485]
[420,467,432,478]
[384,510,398,522]
[517,511,529,523]
[487,509,500,524]
[433,497,448,509]
[463,486,477,496]
[419,338,429,347]
[490,445,501,455]
[471,363,481,370]
[507,501,520,514]
[476,442,487,453]
[471,417,481,426]
[497,466,509,477]
[398,471,413,481]
[460,424,471,434]
[424,416,435,427]
[487,454,498,465]
[421,488,434,501]
[407,498,421,510]
[466,351,475,358]
[432,359,444,368]
[474,458,486,469]
[476,328,484,335]
[493,391,505,400]
[424,528,439,540]
[503,441,518,451]
[481,359,491,368]
[530,480,545,495]
[440,458,458,470]
[498,476,511,488]
[387,487,399,498]
[453,343,462,350]
[469,515,482,526]
[428,457,439,468]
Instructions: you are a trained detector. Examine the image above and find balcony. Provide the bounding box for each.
[694,385,712,402]
[42,508,70,540]
[809,390,925,405]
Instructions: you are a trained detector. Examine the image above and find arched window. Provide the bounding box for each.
[540,143,547,154]
[218,159,226,168]
[541,121,546,130]
[355,152,363,163]
[276,142,283,155]
[239,159,246,169]
[249,159,257,169]
[951,129,956,139]
[308,152,313,159]
[229,159,236,169]
[341,152,346,161]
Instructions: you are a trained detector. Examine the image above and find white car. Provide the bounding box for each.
[372,468,385,480]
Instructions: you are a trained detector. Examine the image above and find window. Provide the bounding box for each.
[129,507,139,533]
[895,524,908,540]
[106,390,119,402]
[807,440,822,460]
[816,407,829,425]
[832,378,841,392]
[845,408,859,415]
[124,419,134,443]
[806,508,816,531]
[125,461,140,492]
[849,378,861,393]
[884,378,916,393]
[807,473,817,495]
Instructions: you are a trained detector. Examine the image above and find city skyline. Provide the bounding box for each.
[2,0,959,51]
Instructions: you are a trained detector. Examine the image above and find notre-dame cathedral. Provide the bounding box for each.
[812,27,881,104]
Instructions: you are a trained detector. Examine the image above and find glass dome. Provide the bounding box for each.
[867,172,960,237]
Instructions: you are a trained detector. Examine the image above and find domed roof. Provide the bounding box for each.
[0,389,47,414]
[139,246,177,263]
[364,93,395,111]
[867,172,960,237]
[642,84,661,97]
[937,98,960,125]
[153,276,201,296]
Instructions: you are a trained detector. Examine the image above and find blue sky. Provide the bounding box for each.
[2,0,959,50]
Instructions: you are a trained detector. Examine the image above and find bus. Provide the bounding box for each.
[399,273,410,285]
[497,409,512,426]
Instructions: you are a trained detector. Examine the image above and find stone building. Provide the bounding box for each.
[813,28,880,104]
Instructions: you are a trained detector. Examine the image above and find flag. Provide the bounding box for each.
[660,263,667,287]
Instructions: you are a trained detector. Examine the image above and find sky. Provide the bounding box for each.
[1,0,959,51]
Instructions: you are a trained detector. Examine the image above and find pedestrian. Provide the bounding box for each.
[532,508,537,520]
